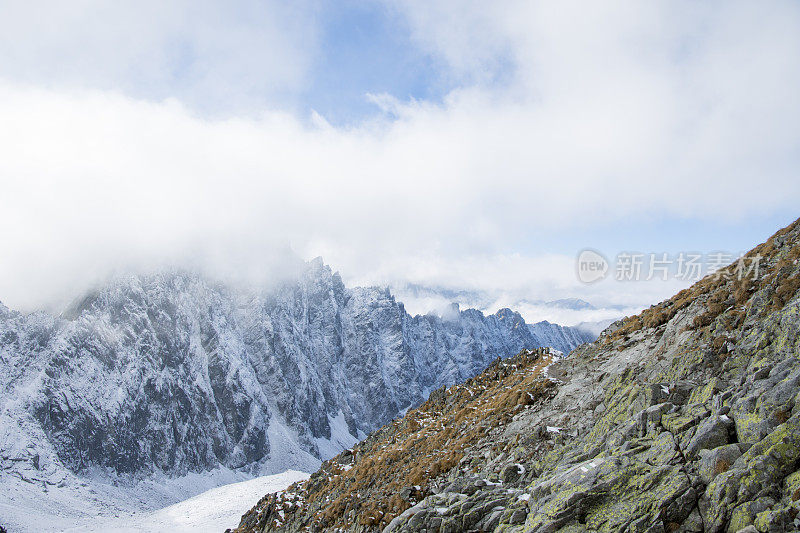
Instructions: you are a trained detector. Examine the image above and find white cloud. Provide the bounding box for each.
[0,0,317,112]
[0,1,798,315]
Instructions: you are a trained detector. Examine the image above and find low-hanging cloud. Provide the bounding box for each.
[0,1,798,317]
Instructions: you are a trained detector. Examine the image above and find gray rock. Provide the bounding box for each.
[645,402,674,424]
[676,506,704,532]
[754,365,773,380]
[698,443,742,483]
[399,486,423,503]
[685,416,730,458]
[501,463,523,484]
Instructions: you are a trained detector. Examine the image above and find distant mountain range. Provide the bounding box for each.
[392,283,601,310]
[0,259,594,492]
[390,283,627,328]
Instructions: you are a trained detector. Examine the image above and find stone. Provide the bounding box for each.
[501,463,523,484]
[713,390,733,411]
[754,365,773,380]
[645,402,674,424]
[754,506,796,532]
[400,485,423,503]
[641,431,680,465]
[685,416,730,458]
[728,497,775,533]
[508,508,527,524]
[478,510,503,530]
[526,458,691,533]
[645,383,668,406]
[698,444,742,484]
[676,506,704,532]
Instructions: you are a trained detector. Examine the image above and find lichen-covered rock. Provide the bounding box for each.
[685,415,731,458]
[701,413,800,531]
[698,444,742,484]
[726,497,775,532]
[524,455,691,532]
[754,503,799,532]
[501,463,524,484]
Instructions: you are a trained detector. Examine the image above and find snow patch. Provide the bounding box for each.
[314,411,360,461]
[0,469,308,533]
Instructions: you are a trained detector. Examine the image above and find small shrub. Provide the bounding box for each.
[714,459,731,475]
[770,275,800,312]
[711,336,729,352]
[643,308,670,329]
[692,313,713,329]
[733,278,754,306]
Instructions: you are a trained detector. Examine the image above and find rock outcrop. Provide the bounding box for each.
[236,217,800,532]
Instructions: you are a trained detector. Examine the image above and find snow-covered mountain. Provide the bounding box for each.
[389,283,627,328]
[525,317,594,353]
[0,259,592,486]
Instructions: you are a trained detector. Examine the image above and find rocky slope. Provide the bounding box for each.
[0,259,590,487]
[236,217,800,532]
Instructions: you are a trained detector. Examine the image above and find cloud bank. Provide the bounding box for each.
[0,1,798,320]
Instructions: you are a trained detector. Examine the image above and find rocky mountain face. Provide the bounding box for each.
[236,218,800,532]
[525,318,594,354]
[0,259,591,484]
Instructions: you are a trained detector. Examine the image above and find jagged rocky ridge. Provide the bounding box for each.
[0,258,591,483]
[236,217,800,532]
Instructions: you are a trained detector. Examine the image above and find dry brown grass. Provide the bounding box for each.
[770,275,800,313]
[275,348,555,530]
[775,409,790,424]
[711,335,729,352]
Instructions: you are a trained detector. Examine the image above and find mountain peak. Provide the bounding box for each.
[545,297,596,310]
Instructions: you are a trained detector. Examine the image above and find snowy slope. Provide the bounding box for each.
[0,468,307,533]
[70,470,309,533]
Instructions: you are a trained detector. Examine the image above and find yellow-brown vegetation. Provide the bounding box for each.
[246,348,555,531]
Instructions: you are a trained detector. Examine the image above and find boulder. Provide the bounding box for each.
[501,463,524,484]
[685,416,730,458]
[698,444,742,484]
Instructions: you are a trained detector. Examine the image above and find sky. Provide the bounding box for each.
[0,0,798,324]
